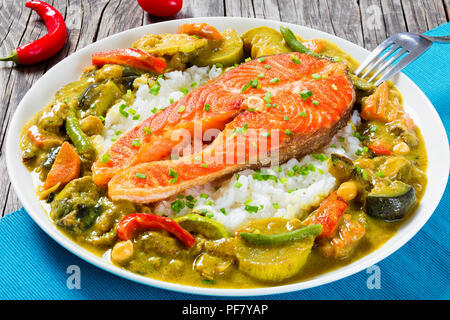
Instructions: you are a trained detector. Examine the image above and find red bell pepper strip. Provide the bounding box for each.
[307,191,347,238]
[369,141,393,155]
[117,213,195,247]
[92,48,166,74]
[0,1,67,65]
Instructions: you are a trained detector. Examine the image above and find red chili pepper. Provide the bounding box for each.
[307,192,347,238]
[117,213,195,247]
[0,1,67,65]
[92,48,166,74]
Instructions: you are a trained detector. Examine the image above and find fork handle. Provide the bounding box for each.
[422,35,450,43]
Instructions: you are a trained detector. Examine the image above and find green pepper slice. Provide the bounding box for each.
[239,224,322,245]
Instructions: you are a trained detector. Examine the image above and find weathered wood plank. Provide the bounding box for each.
[178,0,225,18]
[401,0,448,33]
[360,0,388,50]
[96,0,144,40]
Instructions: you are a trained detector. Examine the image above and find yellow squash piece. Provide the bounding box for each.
[241,26,290,58]
[235,218,315,282]
[192,29,244,67]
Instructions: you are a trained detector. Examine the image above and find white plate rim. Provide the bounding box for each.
[5,17,449,297]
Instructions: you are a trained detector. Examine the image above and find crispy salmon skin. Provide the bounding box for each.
[107,52,355,203]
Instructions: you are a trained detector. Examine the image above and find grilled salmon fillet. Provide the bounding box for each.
[107,53,356,203]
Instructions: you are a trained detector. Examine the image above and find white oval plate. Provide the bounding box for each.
[5,17,449,296]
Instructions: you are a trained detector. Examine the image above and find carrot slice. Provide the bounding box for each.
[177,23,223,40]
[361,82,390,122]
[303,39,325,53]
[43,142,81,190]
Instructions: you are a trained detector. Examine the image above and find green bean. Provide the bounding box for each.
[239,224,322,246]
[349,74,376,92]
[280,26,322,58]
[65,108,96,159]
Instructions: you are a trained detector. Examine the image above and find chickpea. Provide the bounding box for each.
[111,240,134,265]
[80,115,104,136]
[337,181,358,202]
[393,142,410,155]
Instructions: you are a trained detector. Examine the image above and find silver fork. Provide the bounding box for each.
[354,32,450,86]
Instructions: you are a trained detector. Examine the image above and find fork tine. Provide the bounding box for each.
[374,50,422,86]
[368,48,407,82]
[360,44,400,79]
[354,38,394,76]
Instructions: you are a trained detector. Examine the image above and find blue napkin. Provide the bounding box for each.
[1,23,449,300]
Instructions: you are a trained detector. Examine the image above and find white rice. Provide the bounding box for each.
[98,65,363,233]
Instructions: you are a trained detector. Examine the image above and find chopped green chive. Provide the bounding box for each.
[312,100,320,106]
[177,105,186,113]
[376,171,385,177]
[131,139,141,147]
[258,57,266,63]
[244,199,252,205]
[285,129,292,135]
[191,82,197,88]
[114,129,122,136]
[312,73,321,80]
[98,115,105,123]
[283,116,289,121]
[245,57,252,62]
[300,90,313,100]
[272,203,279,209]
[149,83,160,96]
[312,153,328,161]
[242,80,252,93]
[143,127,151,135]
[101,153,110,163]
[180,86,189,95]
[215,62,223,68]
[171,199,185,213]
[151,107,158,114]
[299,111,307,117]
[244,205,259,213]
[331,84,338,90]
[234,181,242,188]
[257,73,265,79]
[270,77,280,83]
[261,131,270,137]
[169,98,175,104]
[201,164,208,168]
[132,114,140,120]
[136,173,146,179]
[204,103,211,111]
[169,169,178,183]
[220,208,227,215]
[265,65,271,69]
[291,54,301,64]
[200,193,209,199]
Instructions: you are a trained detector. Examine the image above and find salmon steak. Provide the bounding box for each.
[104,52,356,203]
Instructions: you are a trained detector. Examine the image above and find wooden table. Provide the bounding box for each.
[0,0,448,216]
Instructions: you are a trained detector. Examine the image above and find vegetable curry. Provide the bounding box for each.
[20,23,427,288]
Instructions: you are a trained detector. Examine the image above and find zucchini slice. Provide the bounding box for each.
[366,180,416,221]
[174,214,229,239]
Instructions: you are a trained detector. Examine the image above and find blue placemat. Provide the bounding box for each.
[1,23,449,300]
